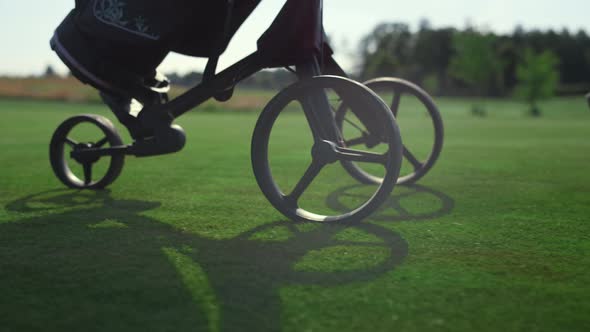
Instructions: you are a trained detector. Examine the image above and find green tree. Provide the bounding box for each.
[359,23,413,79]
[413,21,455,93]
[514,48,559,116]
[364,50,399,79]
[449,31,505,115]
[44,65,57,78]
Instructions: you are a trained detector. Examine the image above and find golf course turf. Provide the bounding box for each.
[0,96,589,331]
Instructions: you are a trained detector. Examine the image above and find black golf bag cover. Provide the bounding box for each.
[51,0,259,98]
[257,0,324,66]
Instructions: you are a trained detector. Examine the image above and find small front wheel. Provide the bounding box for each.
[50,114,125,189]
[252,76,403,223]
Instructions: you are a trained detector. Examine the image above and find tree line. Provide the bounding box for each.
[358,21,590,97]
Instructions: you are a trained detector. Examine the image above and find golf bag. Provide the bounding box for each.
[51,0,260,98]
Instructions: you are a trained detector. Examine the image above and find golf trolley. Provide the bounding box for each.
[49,0,444,223]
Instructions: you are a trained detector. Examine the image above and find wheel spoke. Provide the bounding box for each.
[329,98,342,107]
[342,116,368,134]
[64,137,78,147]
[403,146,423,170]
[344,136,368,147]
[94,137,109,148]
[286,161,324,204]
[391,91,402,117]
[334,146,388,165]
[83,163,92,185]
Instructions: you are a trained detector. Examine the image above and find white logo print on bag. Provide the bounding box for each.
[93,0,161,40]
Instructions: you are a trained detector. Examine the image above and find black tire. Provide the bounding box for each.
[251,76,403,223]
[50,114,125,189]
[336,77,444,185]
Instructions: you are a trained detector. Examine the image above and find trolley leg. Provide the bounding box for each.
[296,57,342,143]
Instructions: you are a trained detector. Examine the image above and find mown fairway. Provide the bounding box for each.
[0,96,589,331]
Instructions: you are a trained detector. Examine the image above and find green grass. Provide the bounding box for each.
[0,96,589,332]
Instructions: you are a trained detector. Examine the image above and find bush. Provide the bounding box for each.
[514,49,559,116]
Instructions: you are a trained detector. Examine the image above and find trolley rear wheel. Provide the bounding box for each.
[336,78,443,185]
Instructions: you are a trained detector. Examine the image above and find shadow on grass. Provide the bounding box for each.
[0,185,452,332]
[327,184,455,222]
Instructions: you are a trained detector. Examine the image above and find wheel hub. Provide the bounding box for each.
[72,143,100,164]
[311,140,341,165]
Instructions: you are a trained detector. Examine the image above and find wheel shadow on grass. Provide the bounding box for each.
[326,184,455,223]
[0,186,446,332]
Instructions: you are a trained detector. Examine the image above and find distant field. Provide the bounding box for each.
[0,76,101,102]
[0,76,276,111]
[0,96,589,332]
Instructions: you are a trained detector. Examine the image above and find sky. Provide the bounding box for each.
[0,0,589,76]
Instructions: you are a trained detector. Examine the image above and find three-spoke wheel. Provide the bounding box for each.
[50,114,125,189]
[336,78,443,185]
[252,76,403,223]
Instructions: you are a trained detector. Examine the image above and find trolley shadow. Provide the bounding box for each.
[326,184,455,223]
[0,185,452,331]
